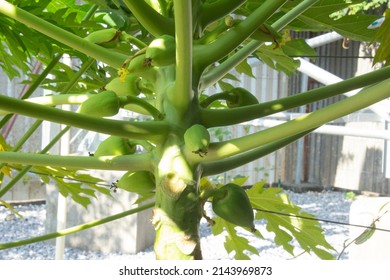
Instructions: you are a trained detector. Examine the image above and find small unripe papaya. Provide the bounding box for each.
[78,90,120,117]
[105,74,140,97]
[84,28,121,48]
[212,183,255,231]
[127,53,152,75]
[145,34,176,67]
[226,87,259,108]
[184,124,210,157]
[94,136,136,157]
[117,170,155,194]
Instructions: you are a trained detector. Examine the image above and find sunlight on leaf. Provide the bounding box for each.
[247,181,336,259]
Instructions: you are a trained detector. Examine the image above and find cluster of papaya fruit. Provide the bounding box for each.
[78,28,182,118]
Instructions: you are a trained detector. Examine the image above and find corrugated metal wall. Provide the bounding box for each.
[283,34,390,194]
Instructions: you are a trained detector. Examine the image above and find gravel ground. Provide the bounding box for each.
[0,190,352,260]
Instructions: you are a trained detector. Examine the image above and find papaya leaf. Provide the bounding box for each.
[247,181,336,259]
[230,176,249,186]
[235,59,255,79]
[255,44,300,76]
[211,215,259,260]
[281,38,317,59]
[54,177,93,208]
[289,9,379,42]
[354,224,376,245]
[372,11,390,65]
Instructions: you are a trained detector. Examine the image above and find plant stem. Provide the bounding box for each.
[122,0,174,37]
[0,0,127,68]
[200,66,390,127]
[202,129,315,176]
[120,96,164,120]
[203,79,390,161]
[0,125,71,198]
[0,151,153,173]
[171,0,193,115]
[0,121,42,174]
[272,0,320,30]
[153,134,202,259]
[0,202,154,250]
[194,0,288,76]
[199,0,320,90]
[0,94,169,142]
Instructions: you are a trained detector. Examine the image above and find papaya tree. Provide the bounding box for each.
[0,0,390,260]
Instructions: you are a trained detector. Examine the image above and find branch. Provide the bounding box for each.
[0,94,164,120]
[202,78,390,161]
[0,0,127,68]
[170,0,193,115]
[0,95,169,143]
[0,152,153,172]
[199,0,320,90]
[122,0,175,37]
[202,129,314,176]
[200,66,390,127]
[193,0,288,76]
[0,202,154,250]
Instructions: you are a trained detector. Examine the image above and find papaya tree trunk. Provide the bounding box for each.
[152,134,203,260]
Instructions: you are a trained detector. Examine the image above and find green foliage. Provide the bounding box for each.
[372,9,390,65]
[209,179,335,259]
[26,165,110,209]
[285,0,379,41]
[247,181,336,259]
[211,215,260,260]
[0,0,389,260]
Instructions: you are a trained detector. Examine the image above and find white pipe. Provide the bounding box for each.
[297,58,390,121]
[305,31,344,48]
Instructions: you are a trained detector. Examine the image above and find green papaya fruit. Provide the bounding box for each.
[126,53,157,81]
[105,74,140,97]
[212,183,255,231]
[84,28,121,47]
[94,136,136,157]
[226,87,259,108]
[117,170,155,194]
[145,34,176,67]
[224,15,235,27]
[78,90,120,117]
[184,124,210,157]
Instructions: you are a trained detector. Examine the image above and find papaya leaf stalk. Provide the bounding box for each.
[200,66,390,127]
[0,95,169,143]
[0,202,154,250]
[201,79,390,162]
